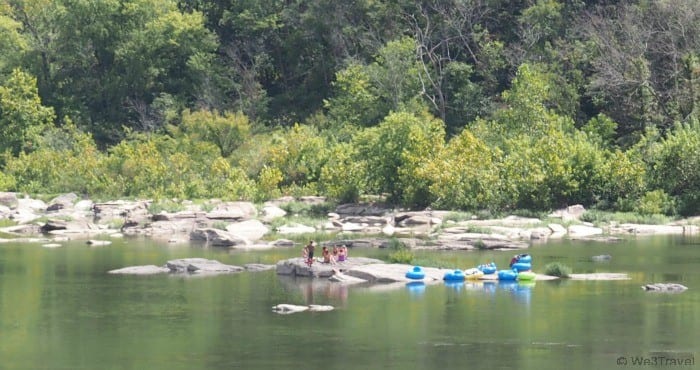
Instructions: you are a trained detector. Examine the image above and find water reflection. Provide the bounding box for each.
[405,281,426,296]
[497,280,534,306]
[277,276,348,307]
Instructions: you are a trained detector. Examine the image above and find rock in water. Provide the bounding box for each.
[591,254,612,262]
[642,283,688,292]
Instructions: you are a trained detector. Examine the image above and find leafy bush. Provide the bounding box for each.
[425,129,501,210]
[388,249,414,264]
[544,262,572,277]
[645,122,700,216]
[354,111,445,206]
[179,109,251,157]
[635,190,675,215]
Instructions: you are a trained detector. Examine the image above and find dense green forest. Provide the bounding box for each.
[1,0,699,216]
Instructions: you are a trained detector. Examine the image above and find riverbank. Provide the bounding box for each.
[1,192,698,250]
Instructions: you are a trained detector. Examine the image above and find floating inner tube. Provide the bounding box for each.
[516,254,532,263]
[511,262,532,272]
[478,263,497,275]
[443,269,466,281]
[517,270,536,281]
[464,268,484,280]
[497,269,518,281]
[405,266,426,280]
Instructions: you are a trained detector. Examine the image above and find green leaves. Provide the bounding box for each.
[0,69,54,155]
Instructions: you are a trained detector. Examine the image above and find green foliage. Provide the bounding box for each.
[580,210,671,225]
[0,13,27,73]
[319,142,365,203]
[388,249,414,264]
[9,0,218,140]
[635,190,675,216]
[544,262,571,278]
[646,122,700,216]
[178,109,251,157]
[386,237,405,251]
[212,221,228,230]
[252,124,329,195]
[148,200,185,214]
[324,63,381,127]
[582,114,618,147]
[424,128,501,210]
[325,37,423,127]
[354,111,445,205]
[0,69,55,155]
[3,121,111,195]
[0,170,15,191]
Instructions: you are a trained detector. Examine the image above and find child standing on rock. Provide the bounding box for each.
[303,241,316,267]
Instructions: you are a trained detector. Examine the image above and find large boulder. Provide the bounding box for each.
[47,193,79,212]
[0,192,19,208]
[225,219,269,242]
[93,200,151,224]
[190,228,249,247]
[16,197,47,212]
[206,201,257,220]
[261,204,287,221]
[549,204,586,221]
[275,223,316,234]
[568,224,603,238]
[335,203,390,216]
[275,257,384,278]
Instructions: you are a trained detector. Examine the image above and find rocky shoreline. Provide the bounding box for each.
[2,193,698,251]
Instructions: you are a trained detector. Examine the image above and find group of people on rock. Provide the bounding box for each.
[302,240,348,266]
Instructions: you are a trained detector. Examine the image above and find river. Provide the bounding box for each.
[0,235,698,369]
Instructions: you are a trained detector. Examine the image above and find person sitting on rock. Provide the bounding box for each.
[337,245,347,262]
[322,246,335,264]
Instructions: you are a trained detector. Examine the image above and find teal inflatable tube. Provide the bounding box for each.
[406,266,425,280]
[497,269,518,281]
[443,269,466,282]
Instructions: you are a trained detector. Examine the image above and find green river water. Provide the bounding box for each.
[0,235,698,370]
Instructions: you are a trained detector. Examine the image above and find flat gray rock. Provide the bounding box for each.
[568,273,630,280]
[276,257,384,278]
[166,258,244,274]
[108,265,170,275]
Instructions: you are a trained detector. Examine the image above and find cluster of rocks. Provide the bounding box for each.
[1,192,699,251]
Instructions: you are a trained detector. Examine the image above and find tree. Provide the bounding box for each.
[6,0,218,144]
[354,111,445,205]
[0,68,54,155]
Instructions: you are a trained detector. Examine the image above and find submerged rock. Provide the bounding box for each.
[87,239,112,246]
[642,283,688,292]
[271,304,334,314]
[591,254,612,262]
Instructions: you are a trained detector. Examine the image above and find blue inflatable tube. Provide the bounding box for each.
[443,269,466,282]
[497,269,518,281]
[511,262,532,272]
[478,263,497,275]
[517,254,532,263]
[406,266,425,280]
